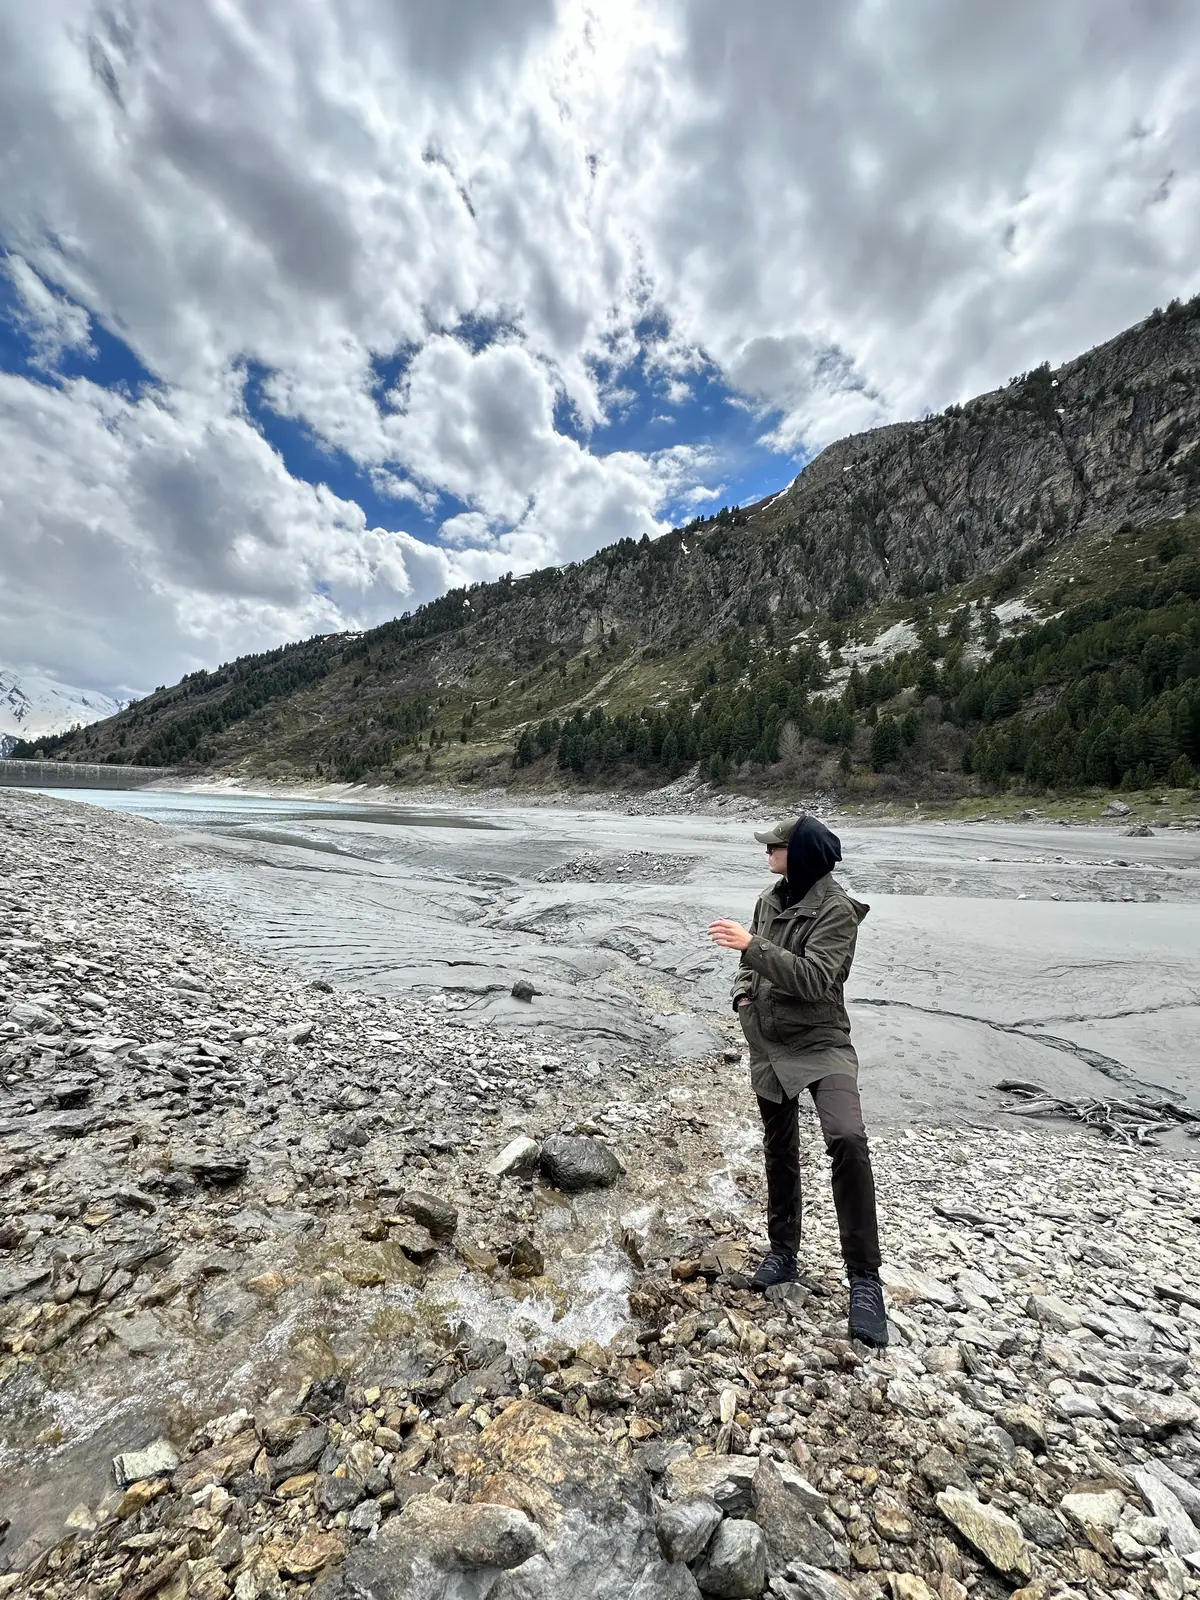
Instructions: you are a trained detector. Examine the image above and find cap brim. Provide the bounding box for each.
[752,829,780,845]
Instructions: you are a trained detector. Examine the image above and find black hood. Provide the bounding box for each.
[782,816,842,908]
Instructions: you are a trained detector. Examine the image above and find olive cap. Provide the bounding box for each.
[753,818,796,847]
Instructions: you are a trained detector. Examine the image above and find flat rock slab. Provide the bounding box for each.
[113,1439,180,1487]
[936,1488,1032,1581]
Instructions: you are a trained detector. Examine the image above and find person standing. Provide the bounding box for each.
[708,815,888,1347]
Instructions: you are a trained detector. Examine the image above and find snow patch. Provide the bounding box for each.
[0,667,126,745]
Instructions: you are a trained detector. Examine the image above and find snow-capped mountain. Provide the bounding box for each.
[0,667,126,755]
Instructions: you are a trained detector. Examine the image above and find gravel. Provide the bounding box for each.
[1,788,1198,1600]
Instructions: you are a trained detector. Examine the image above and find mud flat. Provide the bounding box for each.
[1,789,1199,1599]
[37,785,1200,1131]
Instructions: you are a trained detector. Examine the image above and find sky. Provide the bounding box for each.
[2,1,1199,700]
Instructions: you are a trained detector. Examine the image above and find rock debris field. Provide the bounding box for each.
[1,789,1199,1600]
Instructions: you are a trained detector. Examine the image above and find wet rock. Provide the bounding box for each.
[466,1400,681,1597]
[395,1189,459,1239]
[487,1135,542,1178]
[655,1495,722,1564]
[935,1489,1033,1581]
[692,1519,767,1598]
[389,1221,440,1262]
[540,1133,621,1192]
[498,1236,545,1278]
[511,980,538,1002]
[112,1438,180,1486]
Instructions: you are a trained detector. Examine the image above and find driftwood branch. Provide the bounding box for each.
[994,1079,1200,1146]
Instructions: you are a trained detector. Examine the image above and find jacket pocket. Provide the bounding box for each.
[737,1002,759,1043]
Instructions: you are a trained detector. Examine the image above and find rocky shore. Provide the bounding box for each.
[1,789,1198,1600]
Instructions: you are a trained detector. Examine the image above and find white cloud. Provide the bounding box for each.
[1,0,1198,693]
[3,255,95,371]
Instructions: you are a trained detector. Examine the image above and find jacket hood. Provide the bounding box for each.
[783,816,842,908]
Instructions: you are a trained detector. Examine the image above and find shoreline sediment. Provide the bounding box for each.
[1,789,1198,1598]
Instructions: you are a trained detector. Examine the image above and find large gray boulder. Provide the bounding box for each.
[751,1456,841,1573]
[313,1494,541,1599]
[655,1495,722,1564]
[691,1520,767,1598]
[539,1134,621,1192]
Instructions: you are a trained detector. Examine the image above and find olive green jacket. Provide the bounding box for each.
[731,872,869,1101]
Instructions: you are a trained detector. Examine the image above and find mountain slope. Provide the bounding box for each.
[22,297,1200,799]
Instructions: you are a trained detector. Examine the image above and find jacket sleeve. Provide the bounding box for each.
[740,898,856,1001]
[730,897,762,1010]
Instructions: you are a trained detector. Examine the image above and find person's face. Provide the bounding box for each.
[766,843,788,875]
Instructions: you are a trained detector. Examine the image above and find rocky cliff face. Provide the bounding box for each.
[445,299,1199,661]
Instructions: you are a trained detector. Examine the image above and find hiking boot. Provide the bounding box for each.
[848,1270,889,1347]
[750,1248,798,1292]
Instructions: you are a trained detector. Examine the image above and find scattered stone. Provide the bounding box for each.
[5,789,1200,1600]
[1102,800,1132,817]
[394,1189,459,1239]
[486,1134,541,1178]
[511,980,538,1002]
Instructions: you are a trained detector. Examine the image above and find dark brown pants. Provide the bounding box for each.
[756,1074,882,1273]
